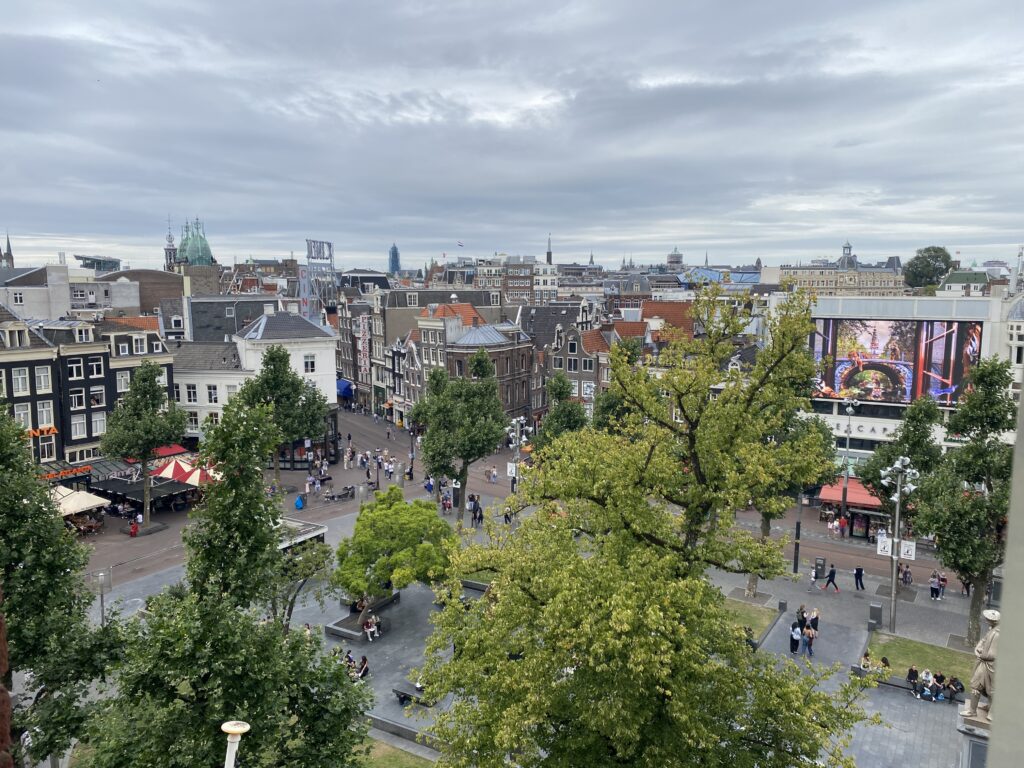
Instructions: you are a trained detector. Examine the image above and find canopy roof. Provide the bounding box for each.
[50,486,109,517]
[818,478,881,510]
[91,477,194,503]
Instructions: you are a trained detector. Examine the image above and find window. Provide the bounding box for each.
[34,401,55,429]
[171,316,184,329]
[70,388,86,409]
[602,367,611,382]
[12,291,23,306]
[186,384,197,403]
[38,435,55,462]
[76,327,92,343]
[152,342,163,353]
[0,374,5,398]
[70,414,87,439]
[91,411,106,436]
[13,403,31,429]
[456,359,464,377]
[116,370,131,392]
[304,354,316,373]
[12,367,29,395]
[567,358,579,372]
[133,337,146,354]
[226,384,237,400]
[207,412,220,426]
[207,385,218,403]
[118,343,129,356]
[571,380,579,397]
[505,358,511,374]
[72,288,87,300]
[68,358,84,379]
[88,356,104,377]
[553,357,564,369]
[568,341,578,355]
[34,364,51,391]
[90,386,106,407]
[490,292,501,306]
[583,358,595,372]
[407,293,418,307]
[156,369,167,387]
[173,383,181,401]
[225,306,235,318]
[187,411,200,431]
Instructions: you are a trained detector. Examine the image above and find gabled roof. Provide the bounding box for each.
[237,312,334,341]
[519,304,577,345]
[172,341,247,371]
[448,325,513,347]
[580,328,610,354]
[419,302,485,327]
[612,320,648,339]
[0,303,52,349]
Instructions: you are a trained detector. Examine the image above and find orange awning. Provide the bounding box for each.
[818,478,881,509]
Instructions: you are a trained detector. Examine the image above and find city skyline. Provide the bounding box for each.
[2,1,1021,270]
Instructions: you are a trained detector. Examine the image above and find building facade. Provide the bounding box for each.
[780,242,905,297]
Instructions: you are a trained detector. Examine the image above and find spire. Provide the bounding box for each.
[546,233,552,265]
[704,250,709,268]
[1,231,11,269]
[589,251,594,266]
[4,232,11,257]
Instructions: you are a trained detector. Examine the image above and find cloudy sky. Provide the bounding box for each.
[2,0,1021,271]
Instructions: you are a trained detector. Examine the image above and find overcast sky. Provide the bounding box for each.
[2,0,1021,271]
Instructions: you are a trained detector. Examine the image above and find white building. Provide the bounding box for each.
[171,306,338,443]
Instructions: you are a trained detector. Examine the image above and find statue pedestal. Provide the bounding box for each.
[957,714,989,768]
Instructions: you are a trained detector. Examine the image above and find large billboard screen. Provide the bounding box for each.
[810,318,982,405]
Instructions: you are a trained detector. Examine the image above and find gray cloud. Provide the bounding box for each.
[1,0,1021,270]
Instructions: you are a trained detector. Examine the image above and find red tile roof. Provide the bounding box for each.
[641,301,693,335]
[408,328,421,343]
[419,302,485,327]
[580,328,610,354]
[612,320,648,339]
[105,316,161,332]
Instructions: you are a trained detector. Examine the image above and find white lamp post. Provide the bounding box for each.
[840,398,859,520]
[880,456,919,633]
[221,721,250,768]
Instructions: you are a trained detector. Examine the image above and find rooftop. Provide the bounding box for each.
[580,328,611,354]
[419,302,486,327]
[612,320,648,339]
[171,341,246,371]
[101,316,161,333]
[238,311,334,341]
[448,324,515,347]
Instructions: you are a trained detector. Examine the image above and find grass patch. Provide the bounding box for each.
[868,632,973,682]
[724,598,778,637]
[367,737,435,767]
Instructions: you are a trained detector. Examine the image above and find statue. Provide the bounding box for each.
[961,609,1000,721]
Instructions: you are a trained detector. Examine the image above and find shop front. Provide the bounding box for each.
[817,477,886,540]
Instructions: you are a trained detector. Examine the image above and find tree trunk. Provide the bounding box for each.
[966,571,988,645]
[142,458,152,527]
[745,514,771,598]
[274,452,282,489]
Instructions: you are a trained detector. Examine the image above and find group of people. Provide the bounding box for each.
[789,605,821,657]
[927,569,949,601]
[333,648,370,680]
[905,664,964,701]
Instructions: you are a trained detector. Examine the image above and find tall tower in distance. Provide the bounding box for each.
[388,243,401,274]
[546,233,552,265]
[1,233,13,269]
[163,223,178,271]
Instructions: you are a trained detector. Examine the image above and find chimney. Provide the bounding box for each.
[263,303,275,316]
[472,316,479,327]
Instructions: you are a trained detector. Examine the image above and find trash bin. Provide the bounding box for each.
[452,483,462,509]
[814,556,827,578]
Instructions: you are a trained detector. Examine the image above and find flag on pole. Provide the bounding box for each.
[456,241,464,247]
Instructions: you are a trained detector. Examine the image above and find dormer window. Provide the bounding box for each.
[76,327,92,343]
[133,337,146,354]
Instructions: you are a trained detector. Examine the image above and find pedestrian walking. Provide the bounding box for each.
[802,625,816,657]
[347,432,352,446]
[854,565,865,591]
[821,564,839,593]
[929,571,940,601]
[796,604,807,631]
[808,566,818,592]
[374,412,379,424]
[838,515,848,539]
[386,427,392,440]
[789,621,802,654]
[902,566,913,586]
[938,571,948,599]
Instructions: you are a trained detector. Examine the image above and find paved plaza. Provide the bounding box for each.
[83,411,975,766]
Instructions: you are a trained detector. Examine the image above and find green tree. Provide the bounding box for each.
[616,336,643,364]
[410,349,506,526]
[100,360,186,527]
[184,398,283,608]
[239,345,329,486]
[534,372,587,451]
[914,358,1015,643]
[859,396,943,521]
[904,246,953,288]
[0,409,108,764]
[269,539,335,632]
[77,592,369,768]
[422,426,874,767]
[590,389,628,433]
[333,486,455,599]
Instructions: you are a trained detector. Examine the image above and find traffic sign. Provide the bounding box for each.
[900,540,917,561]
[507,462,517,478]
[876,538,892,557]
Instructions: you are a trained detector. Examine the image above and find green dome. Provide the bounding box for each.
[179,218,215,266]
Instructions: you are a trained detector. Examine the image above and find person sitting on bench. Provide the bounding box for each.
[906,665,919,690]
[362,614,381,642]
[356,656,369,680]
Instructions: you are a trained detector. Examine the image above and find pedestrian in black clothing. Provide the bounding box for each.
[854,565,865,591]
[821,563,840,592]
[789,621,801,654]
[796,604,807,631]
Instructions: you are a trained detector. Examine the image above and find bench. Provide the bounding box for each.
[393,683,435,707]
[849,665,964,702]
[324,592,400,642]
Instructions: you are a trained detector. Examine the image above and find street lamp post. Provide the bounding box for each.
[374,447,381,489]
[880,456,919,633]
[221,721,250,768]
[840,398,859,521]
[408,422,415,473]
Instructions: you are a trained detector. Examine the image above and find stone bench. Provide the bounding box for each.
[324,592,400,641]
[849,665,964,702]
[392,682,435,707]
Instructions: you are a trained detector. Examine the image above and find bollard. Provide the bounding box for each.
[868,620,878,633]
[869,603,883,628]
[778,600,788,614]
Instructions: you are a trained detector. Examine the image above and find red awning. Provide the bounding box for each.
[818,478,881,509]
[125,444,190,464]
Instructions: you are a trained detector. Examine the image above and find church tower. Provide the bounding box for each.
[163,223,178,271]
[546,234,552,265]
[1,233,13,269]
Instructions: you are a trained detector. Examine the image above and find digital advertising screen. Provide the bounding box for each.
[810,318,982,405]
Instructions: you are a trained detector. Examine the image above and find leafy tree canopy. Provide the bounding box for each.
[77,592,369,768]
[914,358,1015,642]
[904,246,953,288]
[334,486,455,598]
[100,360,185,525]
[533,372,587,450]
[410,349,506,523]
